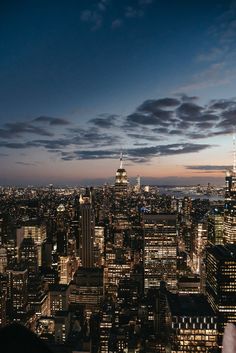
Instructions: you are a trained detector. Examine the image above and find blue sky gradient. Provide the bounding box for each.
[0,0,236,185]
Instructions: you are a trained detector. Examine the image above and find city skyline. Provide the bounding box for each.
[1,0,236,185]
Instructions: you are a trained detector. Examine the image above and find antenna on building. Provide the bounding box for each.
[119,151,123,169]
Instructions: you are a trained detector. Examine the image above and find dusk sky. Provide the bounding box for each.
[1,0,236,185]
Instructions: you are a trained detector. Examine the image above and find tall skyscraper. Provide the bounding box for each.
[0,246,7,274]
[79,192,95,268]
[19,237,38,274]
[114,153,128,198]
[19,219,46,266]
[206,244,236,341]
[143,214,177,291]
[208,207,224,245]
[7,266,28,313]
[224,141,236,243]
[56,204,68,256]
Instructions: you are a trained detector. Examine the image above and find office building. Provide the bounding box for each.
[143,214,177,291]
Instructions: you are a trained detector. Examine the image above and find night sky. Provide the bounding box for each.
[1,0,236,185]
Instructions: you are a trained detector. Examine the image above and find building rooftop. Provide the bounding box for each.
[49,284,69,292]
[207,244,236,260]
[167,293,215,316]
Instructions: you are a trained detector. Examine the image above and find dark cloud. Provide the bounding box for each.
[137,98,180,112]
[124,96,236,141]
[126,143,212,158]
[209,99,236,110]
[127,112,159,125]
[176,121,191,130]
[152,127,169,134]
[127,133,160,141]
[185,165,230,171]
[89,114,118,128]
[33,116,70,125]
[199,113,219,121]
[195,122,215,129]
[0,141,38,149]
[176,102,203,120]
[177,94,199,102]
[219,109,236,127]
[62,150,118,161]
[0,122,53,139]
[59,143,212,163]
[16,161,36,166]
[169,129,183,135]
[32,129,121,150]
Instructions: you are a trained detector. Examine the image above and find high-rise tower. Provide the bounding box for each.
[143,213,177,292]
[206,244,236,343]
[224,136,236,243]
[115,153,128,198]
[79,191,95,268]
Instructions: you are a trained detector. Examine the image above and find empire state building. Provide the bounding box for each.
[115,153,128,198]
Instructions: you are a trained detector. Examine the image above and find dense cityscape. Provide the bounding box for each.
[0,154,235,352]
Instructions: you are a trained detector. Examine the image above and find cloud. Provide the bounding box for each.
[176,102,203,120]
[16,161,37,166]
[125,6,144,18]
[89,114,118,128]
[127,112,162,125]
[81,0,154,32]
[127,133,160,141]
[111,19,123,29]
[176,94,199,102]
[175,62,232,92]
[0,122,53,139]
[0,116,71,139]
[2,94,236,166]
[0,141,38,149]
[185,165,230,171]
[80,10,103,30]
[59,143,212,163]
[196,47,226,62]
[138,98,180,112]
[97,0,109,11]
[33,116,70,125]
[209,99,236,110]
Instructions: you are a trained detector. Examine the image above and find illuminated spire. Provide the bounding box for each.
[233,134,236,173]
[79,194,84,204]
[119,152,123,169]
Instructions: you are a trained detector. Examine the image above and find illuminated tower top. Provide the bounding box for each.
[225,136,236,201]
[115,152,128,185]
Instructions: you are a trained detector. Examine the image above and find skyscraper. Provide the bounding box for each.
[206,244,236,341]
[208,207,224,245]
[143,213,177,291]
[79,191,95,268]
[224,141,236,243]
[19,237,38,274]
[56,204,68,256]
[114,153,128,198]
[19,219,46,266]
[7,266,28,313]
